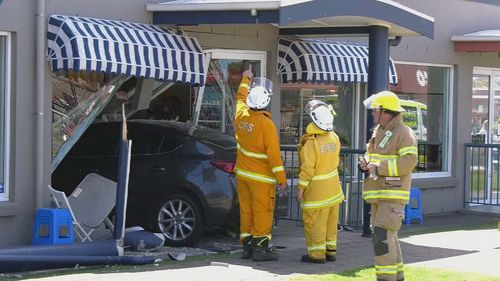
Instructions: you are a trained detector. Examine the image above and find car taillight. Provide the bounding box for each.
[211,160,236,174]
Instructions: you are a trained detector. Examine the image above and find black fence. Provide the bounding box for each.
[464,143,500,207]
[275,145,366,228]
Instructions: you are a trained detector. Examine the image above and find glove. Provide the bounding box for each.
[242,69,253,80]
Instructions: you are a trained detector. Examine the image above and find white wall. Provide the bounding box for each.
[392,0,500,213]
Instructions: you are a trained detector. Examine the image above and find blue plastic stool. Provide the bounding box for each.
[404,188,423,225]
[32,208,75,245]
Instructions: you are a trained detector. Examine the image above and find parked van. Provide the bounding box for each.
[400,100,427,141]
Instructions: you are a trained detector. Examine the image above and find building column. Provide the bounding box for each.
[362,25,390,237]
[368,25,389,95]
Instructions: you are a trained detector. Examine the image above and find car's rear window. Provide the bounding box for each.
[192,127,236,149]
[128,120,236,150]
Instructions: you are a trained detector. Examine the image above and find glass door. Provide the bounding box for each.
[472,72,490,142]
[472,68,500,143]
[471,68,500,204]
[194,50,266,134]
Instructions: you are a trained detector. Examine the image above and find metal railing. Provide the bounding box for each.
[275,145,366,228]
[464,143,500,207]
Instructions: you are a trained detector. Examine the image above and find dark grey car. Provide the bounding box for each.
[52,120,238,246]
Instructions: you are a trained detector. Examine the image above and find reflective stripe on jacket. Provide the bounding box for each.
[298,123,344,210]
[363,114,418,204]
[234,77,287,185]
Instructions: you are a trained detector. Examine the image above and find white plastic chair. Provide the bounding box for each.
[49,173,117,242]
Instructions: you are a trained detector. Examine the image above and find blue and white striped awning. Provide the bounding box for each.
[47,15,206,86]
[278,38,397,85]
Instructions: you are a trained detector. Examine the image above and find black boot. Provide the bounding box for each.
[326,249,336,262]
[326,255,336,262]
[252,236,278,261]
[301,254,326,263]
[241,236,253,259]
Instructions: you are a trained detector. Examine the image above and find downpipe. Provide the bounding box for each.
[35,0,46,209]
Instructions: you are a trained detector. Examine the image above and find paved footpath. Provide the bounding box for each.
[401,229,500,276]
[13,212,500,280]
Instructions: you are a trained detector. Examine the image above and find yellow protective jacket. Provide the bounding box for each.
[234,77,287,185]
[363,114,418,204]
[297,123,344,210]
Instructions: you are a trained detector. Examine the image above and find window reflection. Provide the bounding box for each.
[390,63,450,173]
[51,70,120,159]
[279,83,354,147]
[199,59,261,134]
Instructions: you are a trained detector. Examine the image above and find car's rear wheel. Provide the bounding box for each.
[154,193,203,246]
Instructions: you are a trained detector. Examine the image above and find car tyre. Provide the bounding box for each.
[153,193,203,246]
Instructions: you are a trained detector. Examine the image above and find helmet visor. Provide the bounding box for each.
[363,94,376,109]
[305,100,333,115]
[251,77,273,94]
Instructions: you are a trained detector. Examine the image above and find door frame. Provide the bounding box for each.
[472,67,500,202]
[474,67,500,143]
[0,31,11,201]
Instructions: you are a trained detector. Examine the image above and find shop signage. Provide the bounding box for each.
[416,70,428,87]
[390,64,429,94]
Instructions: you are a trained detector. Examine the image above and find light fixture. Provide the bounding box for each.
[250,9,258,17]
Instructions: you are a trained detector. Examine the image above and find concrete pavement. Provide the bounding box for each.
[401,229,500,276]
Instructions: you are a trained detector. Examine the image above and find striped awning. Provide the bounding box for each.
[278,38,397,85]
[47,15,206,86]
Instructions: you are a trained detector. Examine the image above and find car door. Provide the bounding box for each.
[126,123,168,210]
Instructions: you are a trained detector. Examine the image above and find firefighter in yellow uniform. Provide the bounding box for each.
[234,70,287,261]
[297,100,345,263]
[359,91,418,281]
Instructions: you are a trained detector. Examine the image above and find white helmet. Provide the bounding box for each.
[305,100,336,131]
[246,78,272,110]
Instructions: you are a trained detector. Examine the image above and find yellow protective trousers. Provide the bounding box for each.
[302,204,339,260]
[371,202,405,281]
[237,178,276,243]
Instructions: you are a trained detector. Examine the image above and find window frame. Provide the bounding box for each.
[473,67,500,144]
[0,31,11,201]
[127,123,165,156]
[394,61,454,178]
[193,49,267,132]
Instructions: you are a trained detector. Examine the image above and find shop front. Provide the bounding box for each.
[276,38,398,149]
[15,0,500,246]
[148,0,435,224]
[149,0,434,148]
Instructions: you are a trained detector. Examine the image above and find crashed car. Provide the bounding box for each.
[52,120,238,246]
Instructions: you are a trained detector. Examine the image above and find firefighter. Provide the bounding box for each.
[359,91,418,281]
[234,69,287,261]
[297,100,344,263]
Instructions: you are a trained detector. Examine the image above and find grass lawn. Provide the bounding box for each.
[287,266,500,281]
